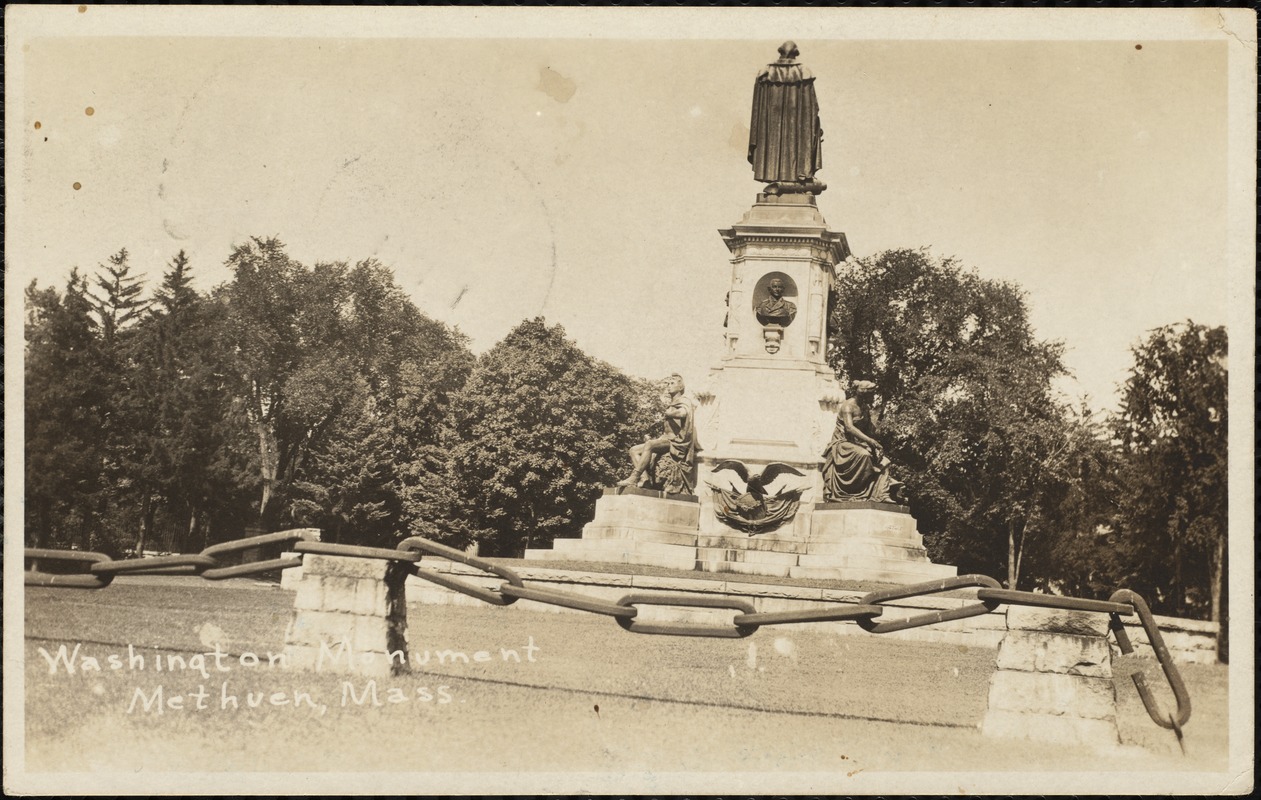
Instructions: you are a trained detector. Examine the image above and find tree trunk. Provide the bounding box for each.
[1014,529,1026,590]
[257,421,279,524]
[1211,534,1227,663]
[31,500,49,549]
[1006,523,1018,589]
[197,511,208,551]
[1173,538,1183,616]
[134,493,154,556]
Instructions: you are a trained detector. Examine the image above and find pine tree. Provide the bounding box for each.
[24,271,111,550]
[90,248,148,343]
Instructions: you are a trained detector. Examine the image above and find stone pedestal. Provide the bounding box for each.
[981,606,1121,748]
[283,554,410,677]
[699,194,848,470]
[525,491,957,585]
[532,487,700,571]
[786,503,957,583]
[525,195,955,585]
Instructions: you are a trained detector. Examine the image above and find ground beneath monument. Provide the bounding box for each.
[487,555,908,594]
[24,580,1228,780]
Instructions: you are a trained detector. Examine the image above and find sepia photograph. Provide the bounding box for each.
[4,6,1255,796]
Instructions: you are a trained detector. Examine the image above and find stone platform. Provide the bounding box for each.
[524,488,957,585]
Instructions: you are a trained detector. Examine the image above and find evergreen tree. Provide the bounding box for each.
[89,248,148,343]
[289,386,403,547]
[24,272,111,551]
[136,252,258,551]
[288,261,473,546]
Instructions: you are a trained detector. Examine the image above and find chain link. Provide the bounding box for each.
[399,536,524,606]
[293,541,422,563]
[24,549,115,589]
[734,604,884,627]
[615,593,758,638]
[499,583,637,619]
[90,554,220,576]
[202,557,305,581]
[25,529,318,587]
[1108,589,1192,730]
[856,574,1003,634]
[201,529,319,559]
[23,533,1191,735]
[975,588,1134,616]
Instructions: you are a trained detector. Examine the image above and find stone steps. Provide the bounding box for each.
[693,533,927,559]
[526,491,953,585]
[806,528,925,547]
[526,539,697,571]
[803,539,930,560]
[695,560,793,578]
[583,525,699,547]
[696,545,800,566]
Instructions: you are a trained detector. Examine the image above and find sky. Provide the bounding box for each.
[7,10,1245,413]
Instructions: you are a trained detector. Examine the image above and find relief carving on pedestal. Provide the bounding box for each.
[706,460,808,533]
[753,274,798,354]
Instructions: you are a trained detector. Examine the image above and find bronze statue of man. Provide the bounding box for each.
[748,41,824,191]
[755,277,797,325]
[616,373,700,495]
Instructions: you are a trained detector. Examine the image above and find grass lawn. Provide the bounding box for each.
[21,578,1230,784]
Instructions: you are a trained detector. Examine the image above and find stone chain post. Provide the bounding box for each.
[981,605,1120,748]
[283,555,410,678]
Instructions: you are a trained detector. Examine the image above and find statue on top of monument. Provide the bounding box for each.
[821,380,908,505]
[748,41,825,195]
[616,373,701,496]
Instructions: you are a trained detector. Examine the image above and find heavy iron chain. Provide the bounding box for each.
[24,531,1191,733]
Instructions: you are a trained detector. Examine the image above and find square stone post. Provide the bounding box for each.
[981,606,1121,748]
[283,554,410,678]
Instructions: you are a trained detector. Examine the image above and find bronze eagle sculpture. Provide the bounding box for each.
[707,460,807,534]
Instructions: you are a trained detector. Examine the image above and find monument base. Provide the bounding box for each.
[533,487,700,571]
[524,489,957,585]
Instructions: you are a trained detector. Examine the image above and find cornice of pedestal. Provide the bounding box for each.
[718,225,850,263]
[709,354,835,374]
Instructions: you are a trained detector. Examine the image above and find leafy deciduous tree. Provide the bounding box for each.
[449,318,657,556]
[829,248,1070,585]
[1114,322,1227,631]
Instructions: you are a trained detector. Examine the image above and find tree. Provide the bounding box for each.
[89,248,161,555]
[341,260,475,544]
[828,248,1071,584]
[27,241,472,552]
[24,271,111,551]
[135,252,259,552]
[1114,321,1227,631]
[289,385,403,547]
[221,238,357,526]
[222,247,475,542]
[448,318,656,557]
[89,248,148,343]
[1027,404,1128,597]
